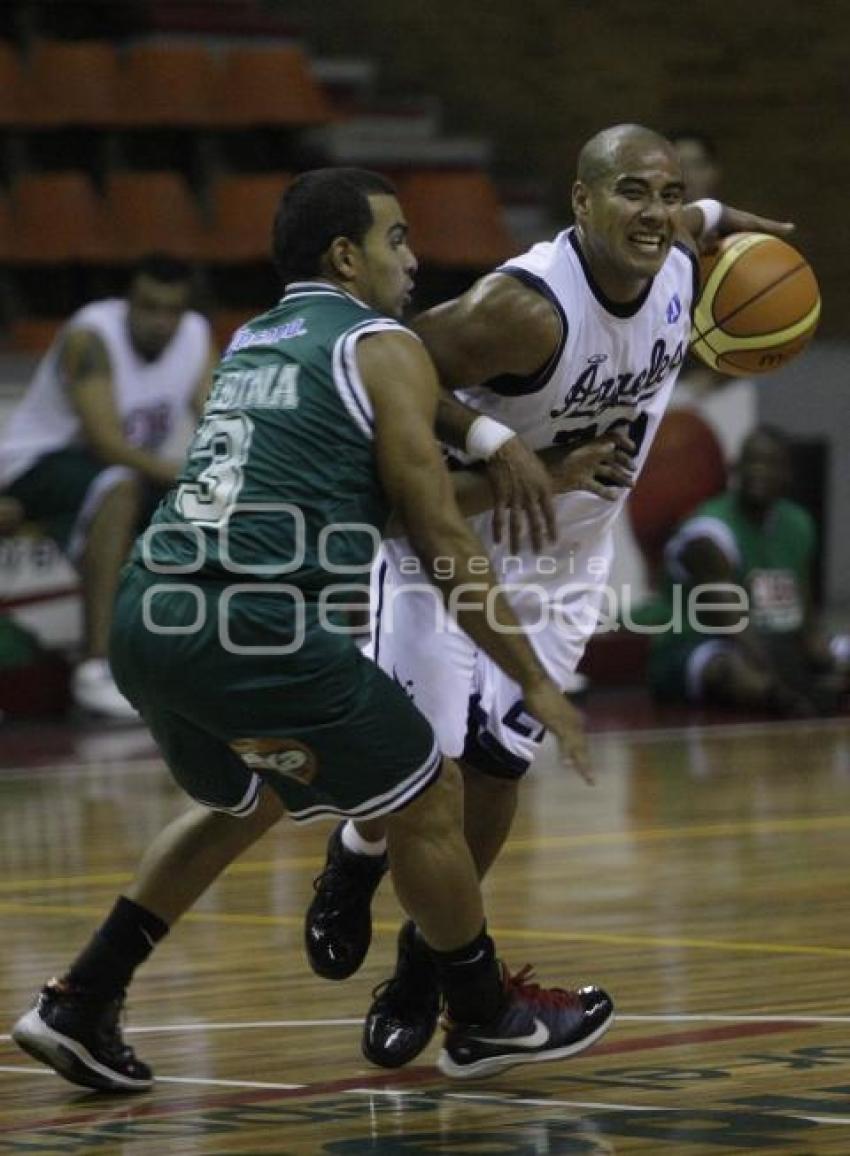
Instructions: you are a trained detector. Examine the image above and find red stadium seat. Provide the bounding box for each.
[212,46,332,127]
[202,173,293,262]
[0,43,25,126]
[6,316,62,354]
[9,172,109,263]
[104,171,206,261]
[117,41,217,126]
[396,170,517,267]
[628,408,727,584]
[23,40,121,127]
[0,188,11,261]
[212,308,257,352]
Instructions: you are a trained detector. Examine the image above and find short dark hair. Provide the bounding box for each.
[272,168,397,285]
[132,253,194,286]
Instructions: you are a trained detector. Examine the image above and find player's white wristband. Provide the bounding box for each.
[692,198,723,238]
[465,415,516,460]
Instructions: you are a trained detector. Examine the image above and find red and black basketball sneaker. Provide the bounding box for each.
[437,964,614,1080]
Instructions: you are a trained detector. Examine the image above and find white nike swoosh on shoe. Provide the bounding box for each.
[468,1017,550,1049]
[453,949,487,966]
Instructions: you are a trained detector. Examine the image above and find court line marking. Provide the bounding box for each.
[0,1022,846,1137]
[1,715,847,779]
[589,715,850,744]
[3,898,849,959]
[0,756,165,780]
[4,1055,850,1133]
[4,812,850,897]
[507,812,850,850]
[363,1086,850,1127]
[1,1011,846,1044]
[2,1066,850,1132]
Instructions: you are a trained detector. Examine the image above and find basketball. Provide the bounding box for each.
[691,233,821,376]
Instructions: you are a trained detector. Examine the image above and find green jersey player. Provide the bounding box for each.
[13,168,612,1090]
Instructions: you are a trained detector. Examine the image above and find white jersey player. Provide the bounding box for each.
[1,256,215,717]
[375,223,697,774]
[304,124,796,1072]
[0,298,209,492]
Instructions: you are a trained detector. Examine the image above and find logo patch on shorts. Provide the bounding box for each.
[230,737,318,785]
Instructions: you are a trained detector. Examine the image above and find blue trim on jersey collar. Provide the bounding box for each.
[282,281,370,309]
[568,228,654,319]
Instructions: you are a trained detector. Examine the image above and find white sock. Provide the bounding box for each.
[341,821,387,857]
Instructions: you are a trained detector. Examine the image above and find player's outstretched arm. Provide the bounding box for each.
[359,329,592,783]
[682,201,795,248]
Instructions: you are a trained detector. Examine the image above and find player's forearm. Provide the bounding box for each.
[435,395,478,450]
[88,438,178,486]
[384,467,497,534]
[446,442,594,518]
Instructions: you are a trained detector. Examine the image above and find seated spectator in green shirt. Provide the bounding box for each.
[648,426,847,716]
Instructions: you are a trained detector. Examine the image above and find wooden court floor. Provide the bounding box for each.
[1,709,849,1154]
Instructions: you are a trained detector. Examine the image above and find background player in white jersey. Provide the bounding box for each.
[305,123,795,1069]
[0,255,217,717]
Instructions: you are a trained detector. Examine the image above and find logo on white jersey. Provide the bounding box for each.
[549,337,685,421]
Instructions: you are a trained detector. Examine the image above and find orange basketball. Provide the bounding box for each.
[691,233,820,376]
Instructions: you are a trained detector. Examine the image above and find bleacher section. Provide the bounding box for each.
[0,0,538,703]
[0,0,537,352]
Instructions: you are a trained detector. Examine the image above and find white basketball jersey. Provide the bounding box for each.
[457,226,698,545]
[374,229,699,764]
[0,299,210,487]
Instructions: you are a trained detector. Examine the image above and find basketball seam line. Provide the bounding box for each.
[699,259,811,341]
[689,319,721,359]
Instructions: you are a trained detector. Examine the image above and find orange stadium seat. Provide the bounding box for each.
[203,173,293,262]
[0,43,25,126]
[117,41,217,126]
[6,316,62,354]
[212,46,332,127]
[104,171,205,261]
[23,40,121,127]
[212,307,256,351]
[0,189,11,261]
[396,170,517,267]
[9,172,109,263]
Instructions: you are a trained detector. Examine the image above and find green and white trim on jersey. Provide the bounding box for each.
[283,281,419,443]
[287,737,443,825]
[333,317,417,441]
[197,771,263,818]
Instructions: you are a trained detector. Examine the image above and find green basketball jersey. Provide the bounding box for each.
[139,282,412,595]
[654,491,816,645]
